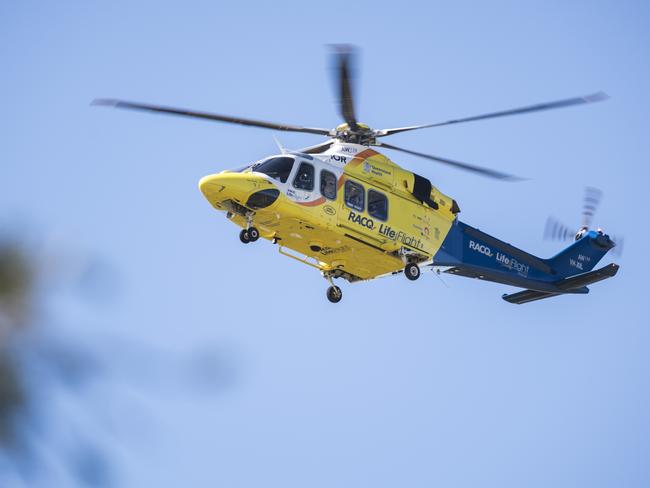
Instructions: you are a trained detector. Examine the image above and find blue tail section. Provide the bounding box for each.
[543,231,615,278]
[433,221,617,291]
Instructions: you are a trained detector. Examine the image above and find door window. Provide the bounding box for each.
[293,162,315,191]
[368,190,388,221]
[320,170,337,200]
[344,180,364,212]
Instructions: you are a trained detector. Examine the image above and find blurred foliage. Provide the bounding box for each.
[0,237,115,485]
[0,233,239,487]
[0,242,31,446]
[0,242,33,340]
[0,354,24,444]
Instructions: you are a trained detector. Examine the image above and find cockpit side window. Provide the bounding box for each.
[254,156,294,183]
[292,162,315,191]
[320,170,337,200]
[344,180,364,212]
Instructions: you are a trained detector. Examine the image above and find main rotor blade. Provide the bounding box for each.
[92,99,331,136]
[376,92,609,137]
[375,142,523,180]
[331,45,359,131]
[582,186,603,228]
[296,139,335,154]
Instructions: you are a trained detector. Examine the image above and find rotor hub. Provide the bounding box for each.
[333,122,376,145]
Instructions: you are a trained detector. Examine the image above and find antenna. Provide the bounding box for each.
[432,267,450,288]
[273,136,288,154]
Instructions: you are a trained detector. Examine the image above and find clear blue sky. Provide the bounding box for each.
[1,1,649,486]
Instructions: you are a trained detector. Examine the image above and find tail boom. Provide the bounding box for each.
[432,220,619,302]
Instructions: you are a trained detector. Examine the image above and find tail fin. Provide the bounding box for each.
[544,231,615,277]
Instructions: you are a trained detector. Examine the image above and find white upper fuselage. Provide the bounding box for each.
[247,142,371,204]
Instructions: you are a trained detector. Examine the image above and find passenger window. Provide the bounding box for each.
[368,190,388,221]
[293,162,314,191]
[254,156,294,183]
[320,170,337,200]
[344,180,364,212]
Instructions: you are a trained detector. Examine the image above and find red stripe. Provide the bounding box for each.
[296,148,378,207]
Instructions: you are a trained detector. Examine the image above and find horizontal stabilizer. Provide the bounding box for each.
[556,263,619,290]
[502,263,619,305]
[502,289,560,304]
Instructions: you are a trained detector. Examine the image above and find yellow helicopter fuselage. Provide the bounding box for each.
[96,44,614,304]
[199,142,458,282]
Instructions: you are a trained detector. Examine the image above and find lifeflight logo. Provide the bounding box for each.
[468,240,493,257]
[348,211,424,250]
[469,240,529,276]
[348,211,375,229]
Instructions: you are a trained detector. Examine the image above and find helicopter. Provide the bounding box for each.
[94,46,619,304]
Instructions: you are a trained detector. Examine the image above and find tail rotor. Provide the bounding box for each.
[543,187,623,257]
[581,186,603,229]
[610,235,624,257]
[544,217,574,241]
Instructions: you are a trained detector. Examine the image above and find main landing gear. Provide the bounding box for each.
[398,248,422,282]
[404,262,421,281]
[324,273,343,303]
[239,226,259,244]
[326,285,343,303]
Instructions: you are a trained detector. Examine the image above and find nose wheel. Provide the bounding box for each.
[247,227,259,241]
[239,226,260,244]
[404,263,421,281]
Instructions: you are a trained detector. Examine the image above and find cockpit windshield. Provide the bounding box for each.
[253,156,295,183]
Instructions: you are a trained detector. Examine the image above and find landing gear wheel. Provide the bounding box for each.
[404,263,420,281]
[239,229,251,244]
[247,227,260,242]
[326,285,343,303]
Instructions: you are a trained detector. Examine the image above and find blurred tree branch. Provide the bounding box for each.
[0,242,34,342]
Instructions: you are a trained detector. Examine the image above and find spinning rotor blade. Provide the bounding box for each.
[544,217,574,241]
[376,92,609,137]
[331,45,359,131]
[582,186,603,228]
[92,99,331,136]
[297,139,336,154]
[610,235,624,257]
[375,142,523,180]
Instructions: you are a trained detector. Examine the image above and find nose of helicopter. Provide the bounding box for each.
[199,171,275,208]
